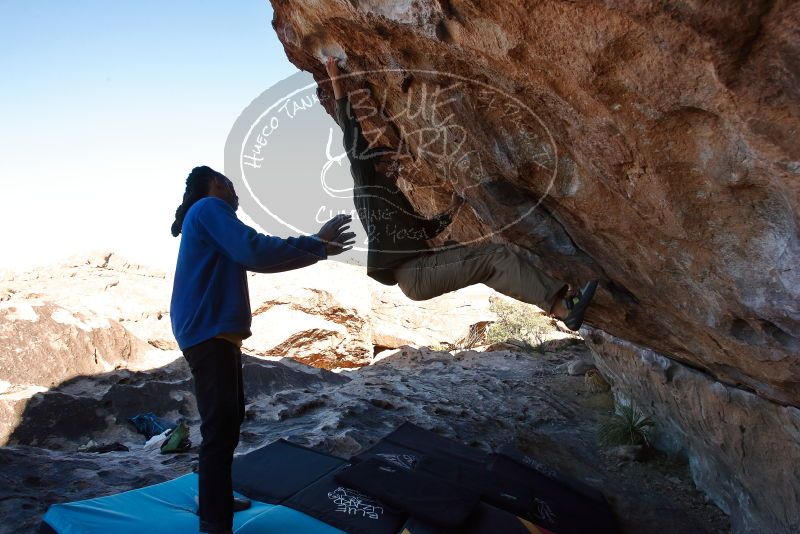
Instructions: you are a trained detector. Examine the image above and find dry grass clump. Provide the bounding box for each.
[584,369,610,392]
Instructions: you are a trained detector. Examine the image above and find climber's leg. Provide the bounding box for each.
[559,279,599,331]
[480,243,568,309]
[393,243,566,311]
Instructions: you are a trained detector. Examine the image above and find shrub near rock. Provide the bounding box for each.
[484,298,555,353]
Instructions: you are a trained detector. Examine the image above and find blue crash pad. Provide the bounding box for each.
[41,473,345,534]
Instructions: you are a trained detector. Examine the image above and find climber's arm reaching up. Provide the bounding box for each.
[326,56,373,165]
[327,56,345,100]
[323,56,462,241]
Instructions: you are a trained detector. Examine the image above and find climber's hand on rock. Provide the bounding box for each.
[325,56,341,78]
[314,213,355,256]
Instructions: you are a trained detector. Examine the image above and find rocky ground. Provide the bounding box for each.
[0,254,731,533]
[0,253,506,443]
[1,342,728,533]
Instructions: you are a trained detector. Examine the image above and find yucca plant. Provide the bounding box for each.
[598,402,654,447]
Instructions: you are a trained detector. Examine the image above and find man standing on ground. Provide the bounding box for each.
[169,165,354,534]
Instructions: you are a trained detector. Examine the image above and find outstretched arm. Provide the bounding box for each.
[327,56,344,100]
[326,57,372,163]
[191,199,353,273]
[192,199,325,273]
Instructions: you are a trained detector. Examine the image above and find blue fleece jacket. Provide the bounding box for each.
[170,197,327,350]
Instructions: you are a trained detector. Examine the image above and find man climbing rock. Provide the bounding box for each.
[324,57,596,330]
[169,166,354,534]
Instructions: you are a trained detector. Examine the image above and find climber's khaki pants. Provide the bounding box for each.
[392,243,566,311]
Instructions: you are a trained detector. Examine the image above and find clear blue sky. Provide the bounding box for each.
[0,1,298,271]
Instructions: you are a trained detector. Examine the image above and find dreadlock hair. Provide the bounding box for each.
[171,166,225,237]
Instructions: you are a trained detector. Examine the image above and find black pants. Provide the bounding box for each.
[183,338,245,533]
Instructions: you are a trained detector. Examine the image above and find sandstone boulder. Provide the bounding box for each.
[267,2,800,531]
[269,0,800,404]
[0,251,175,350]
[0,300,146,389]
[585,326,800,533]
[1,254,507,369]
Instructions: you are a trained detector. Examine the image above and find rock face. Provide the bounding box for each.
[585,327,800,533]
[244,261,503,368]
[269,0,800,401]
[0,296,149,444]
[0,253,514,442]
[268,2,799,531]
[1,251,176,351]
[0,252,502,370]
[5,352,348,451]
[0,300,146,389]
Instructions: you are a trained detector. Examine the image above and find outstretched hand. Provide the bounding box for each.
[314,213,355,256]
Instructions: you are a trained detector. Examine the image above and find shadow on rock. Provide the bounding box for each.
[6,353,349,452]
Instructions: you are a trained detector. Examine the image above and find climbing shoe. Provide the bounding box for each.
[563,280,598,331]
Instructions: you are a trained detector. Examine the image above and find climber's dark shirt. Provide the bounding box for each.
[335,96,451,285]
